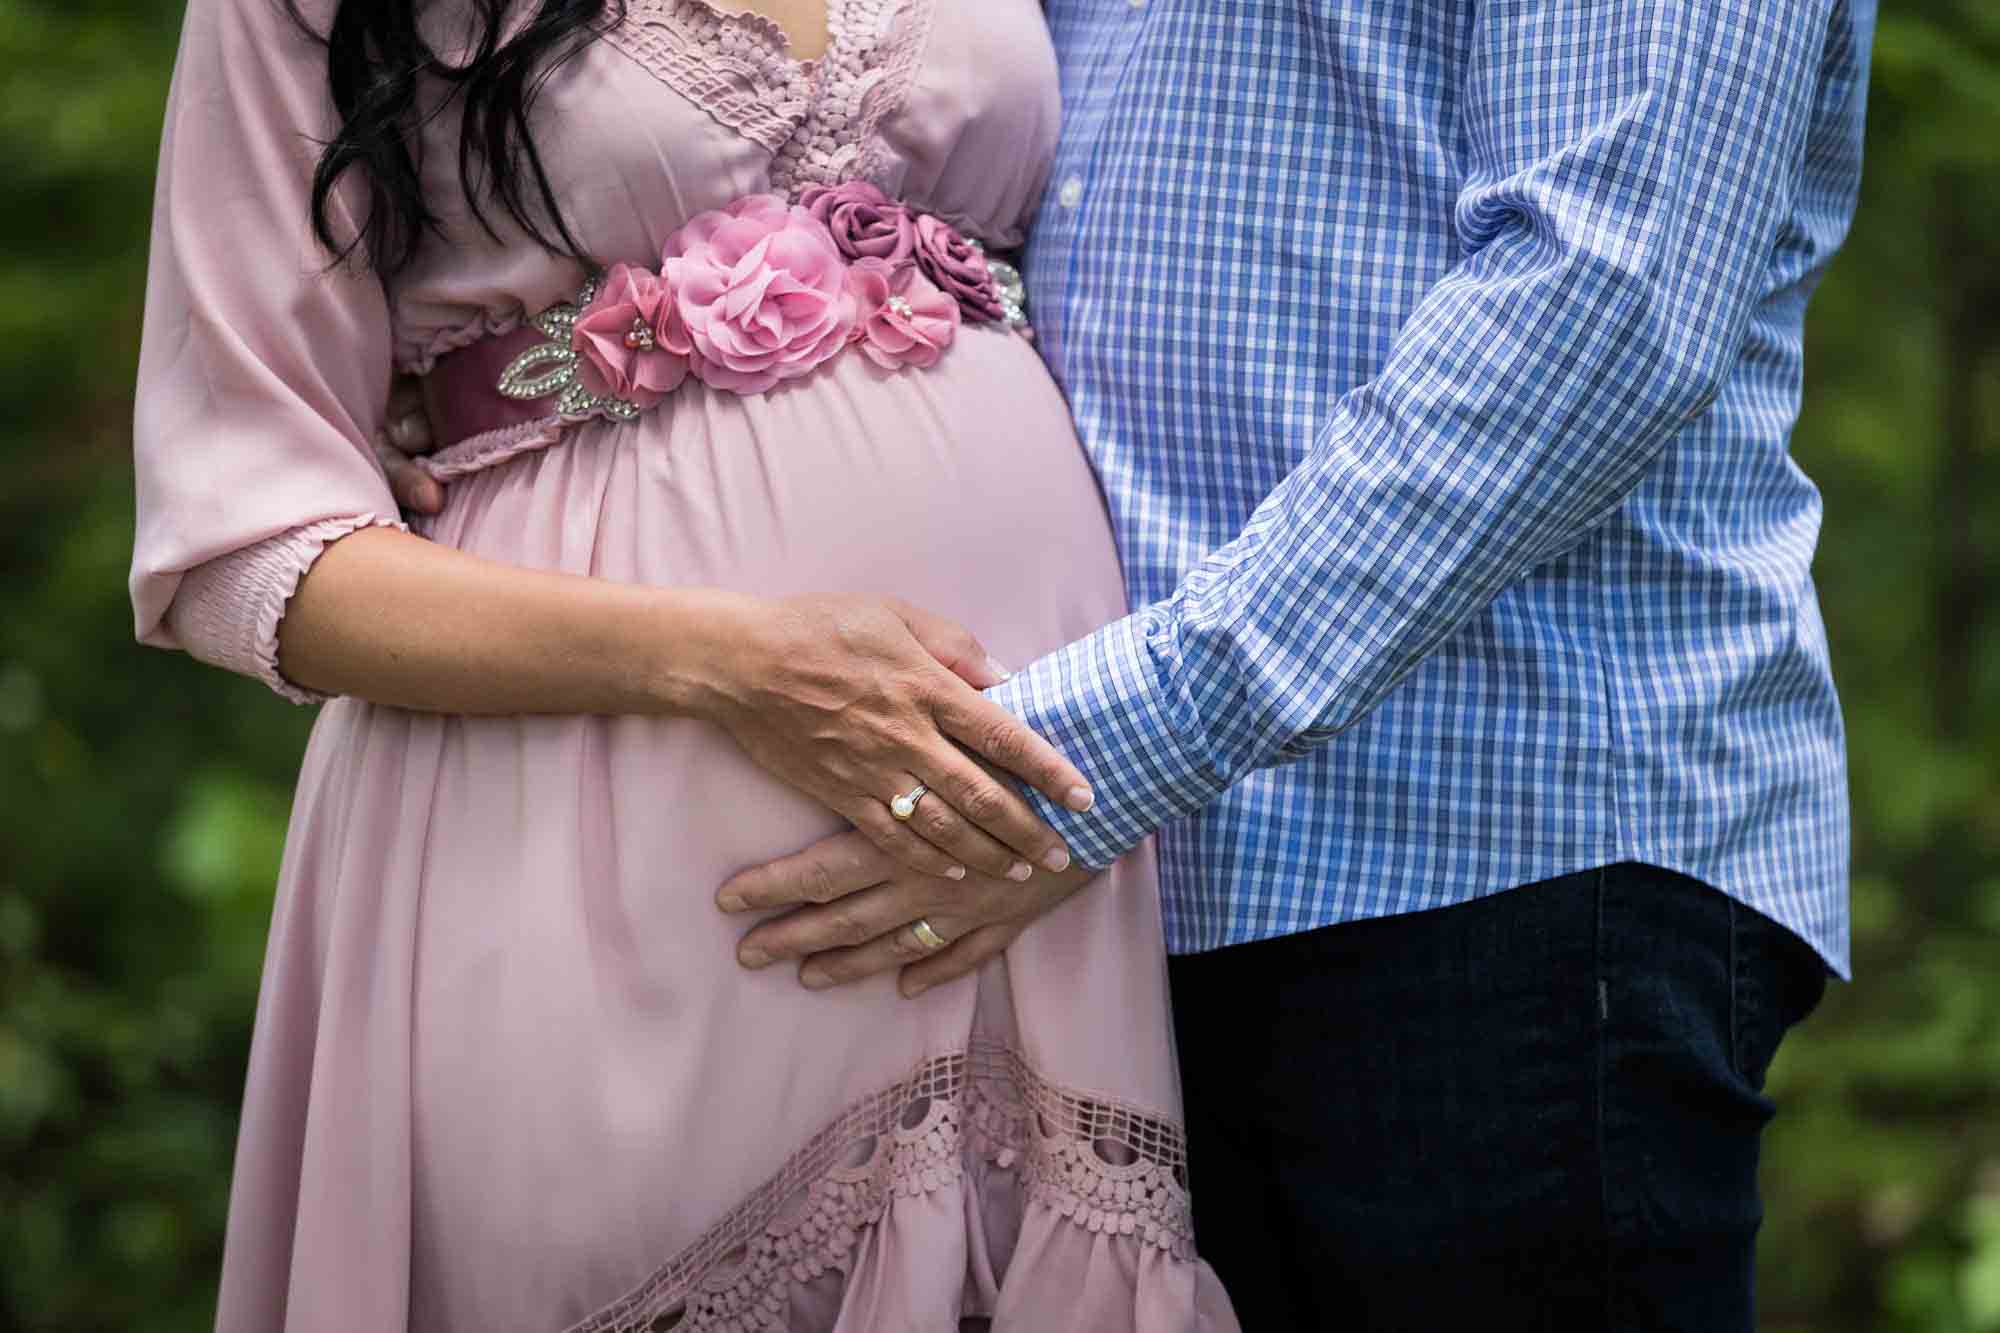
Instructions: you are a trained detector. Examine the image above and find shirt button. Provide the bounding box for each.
[1058,175,1084,209]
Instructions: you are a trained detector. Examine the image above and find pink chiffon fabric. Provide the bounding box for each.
[130,0,1240,1329]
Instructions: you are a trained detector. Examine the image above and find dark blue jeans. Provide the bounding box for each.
[1169,863,1828,1332]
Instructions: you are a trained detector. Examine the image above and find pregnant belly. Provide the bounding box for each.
[364,329,1136,1318]
[422,323,1128,662]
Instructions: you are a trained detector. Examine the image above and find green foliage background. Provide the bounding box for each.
[1,1,1996,1328]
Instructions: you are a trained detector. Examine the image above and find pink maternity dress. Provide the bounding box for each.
[129,0,1240,1329]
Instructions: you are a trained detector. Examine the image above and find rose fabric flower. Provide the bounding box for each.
[570,262,691,408]
[912,213,1003,322]
[799,180,917,265]
[664,194,857,394]
[845,258,961,370]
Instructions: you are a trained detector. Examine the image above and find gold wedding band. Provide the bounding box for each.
[910,918,948,951]
[889,783,930,822]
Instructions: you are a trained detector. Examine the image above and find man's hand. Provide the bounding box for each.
[373,372,445,515]
[717,829,1094,996]
[686,593,1092,882]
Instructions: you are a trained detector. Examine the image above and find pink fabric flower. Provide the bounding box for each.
[845,258,960,370]
[912,214,1003,322]
[570,262,691,408]
[664,194,856,394]
[799,180,917,265]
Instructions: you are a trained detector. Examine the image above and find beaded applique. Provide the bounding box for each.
[495,274,648,424]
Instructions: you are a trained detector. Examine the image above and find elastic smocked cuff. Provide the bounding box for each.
[167,513,407,705]
[986,609,1227,870]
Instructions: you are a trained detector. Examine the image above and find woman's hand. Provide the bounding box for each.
[716,828,1095,996]
[372,372,445,515]
[680,593,1092,882]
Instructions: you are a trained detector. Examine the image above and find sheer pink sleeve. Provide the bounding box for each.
[130,0,404,700]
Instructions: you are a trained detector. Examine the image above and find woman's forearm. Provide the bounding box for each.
[277,525,737,716]
[274,524,1091,884]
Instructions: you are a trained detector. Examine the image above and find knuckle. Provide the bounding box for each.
[959,786,1008,827]
[917,803,956,840]
[801,859,840,904]
[978,719,1024,761]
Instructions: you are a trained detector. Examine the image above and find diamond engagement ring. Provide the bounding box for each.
[910,919,948,951]
[889,783,930,821]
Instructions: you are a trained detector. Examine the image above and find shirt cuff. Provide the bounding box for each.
[986,607,1228,869]
[166,513,406,705]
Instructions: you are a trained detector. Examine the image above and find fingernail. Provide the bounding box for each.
[1042,847,1071,873]
[901,979,931,999]
[945,865,967,881]
[717,892,746,912]
[1064,786,1095,813]
[986,656,1014,681]
[1007,860,1033,882]
[738,946,770,969]
[800,967,831,990]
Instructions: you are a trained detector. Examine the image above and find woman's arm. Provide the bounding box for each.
[278,525,710,716]
[277,526,1090,881]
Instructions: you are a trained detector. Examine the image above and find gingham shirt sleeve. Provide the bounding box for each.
[989,0,1839,869]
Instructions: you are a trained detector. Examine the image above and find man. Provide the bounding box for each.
[385,1,1872,1324]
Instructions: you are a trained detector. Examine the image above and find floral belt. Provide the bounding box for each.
[422,183,1029,449]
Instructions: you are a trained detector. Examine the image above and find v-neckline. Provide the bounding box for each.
[701,0,837,67]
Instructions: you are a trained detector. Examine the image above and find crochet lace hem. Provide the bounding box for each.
[564,1039,1196,1332]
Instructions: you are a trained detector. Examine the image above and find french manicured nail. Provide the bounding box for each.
[1041,847,1071,873]
[1007,860,1034,882]
[986,657,1014,681]
[737,946,770,968]
[1064,786,1094,813]
[800,967,831,990]
[945,865,968,881]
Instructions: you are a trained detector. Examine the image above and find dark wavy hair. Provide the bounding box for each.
[288,0,625,275]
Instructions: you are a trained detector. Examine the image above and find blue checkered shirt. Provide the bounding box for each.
[988,0,1874,973]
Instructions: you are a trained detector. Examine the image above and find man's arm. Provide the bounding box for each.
[726,0,1855,987]
[988,0,1846,866]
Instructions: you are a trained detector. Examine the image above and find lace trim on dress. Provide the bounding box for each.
[848,0,940,190]
[767,0,939,196]
[564,1038,1196,1332]
[602,0,816,155]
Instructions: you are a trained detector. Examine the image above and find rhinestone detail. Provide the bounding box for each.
[495,275,645,424]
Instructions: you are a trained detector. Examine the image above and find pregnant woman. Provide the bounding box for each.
[130,0,1238,1328]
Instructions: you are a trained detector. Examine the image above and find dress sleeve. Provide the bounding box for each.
[130,0,405,699]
